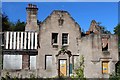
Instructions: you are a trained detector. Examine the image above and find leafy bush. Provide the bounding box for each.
[71,55,86,80]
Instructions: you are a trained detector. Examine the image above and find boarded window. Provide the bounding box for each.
[59,59,67,76]
[5,32,9,49]
[45,55,52,70]
[102,61,109,74]
[3,55,22,70]
[30,56,36,70]
[52,33,58,44]
[73,55,79,69]
[62,33,68,45]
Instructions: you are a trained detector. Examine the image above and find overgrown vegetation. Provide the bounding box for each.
[109,72,120,79]
[71,55,86,79]
[97,22,111,34]
[1,73,73,80]
[109,62,120,80]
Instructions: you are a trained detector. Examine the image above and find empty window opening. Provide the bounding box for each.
[62,33,68,45]
[52,33,58,44]
[102,43,108,51]
[102,38,108,51]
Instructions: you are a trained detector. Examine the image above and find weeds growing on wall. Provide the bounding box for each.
[109,63,120,80]
[71,55,86,79]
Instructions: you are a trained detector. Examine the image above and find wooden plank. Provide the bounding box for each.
[28,32,31,49]
[13,32,16,49]
[31,32,34,49]
[60,60,67,76]
[5,32,9,49]
[20,32,23,49]
[17,32,20,49]
[9,32,13,49]
[34,32,37,49]
[24,32,27,49]
[102,61,108,74]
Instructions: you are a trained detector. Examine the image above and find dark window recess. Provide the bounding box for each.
[2,33,4,44]
[37,34,40,48]
[52,33,58,44]
[58,18,64,26]
[102,37,109,51]
[26,32,28,49]
[62,33,68,45]
[102,43,108,51]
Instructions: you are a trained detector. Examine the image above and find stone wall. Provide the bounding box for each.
[37,10,81,77]
[79,34,119,78]
[22,54,29,69]
[1,70,38,78]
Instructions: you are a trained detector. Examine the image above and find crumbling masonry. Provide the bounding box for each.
[1,4,119,78]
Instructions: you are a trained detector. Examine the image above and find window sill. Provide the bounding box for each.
[52,43,59,46]
[62,44,69,46]
[2,69,22,72]
[102,51,110,55]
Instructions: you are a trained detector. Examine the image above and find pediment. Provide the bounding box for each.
[40,10,81,32]
[56,49,72,57]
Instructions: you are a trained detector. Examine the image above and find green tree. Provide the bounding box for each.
[114,24,120,47]
[116,62,120,76]
[101,26,111,34]
[2,13,25,31]
[97,22,111,34]
[13,19,25,31]
[2,13,11,31]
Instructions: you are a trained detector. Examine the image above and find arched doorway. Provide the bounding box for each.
[56,49,72,77]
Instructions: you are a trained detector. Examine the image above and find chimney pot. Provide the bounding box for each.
[33,5,35,8]
[28,4,30,7]
[27,4,37,9]
[30,4,32,7]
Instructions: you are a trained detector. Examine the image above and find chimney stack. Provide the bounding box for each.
[25,4,39,31]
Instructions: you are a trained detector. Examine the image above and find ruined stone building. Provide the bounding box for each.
[1,4,119,78]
